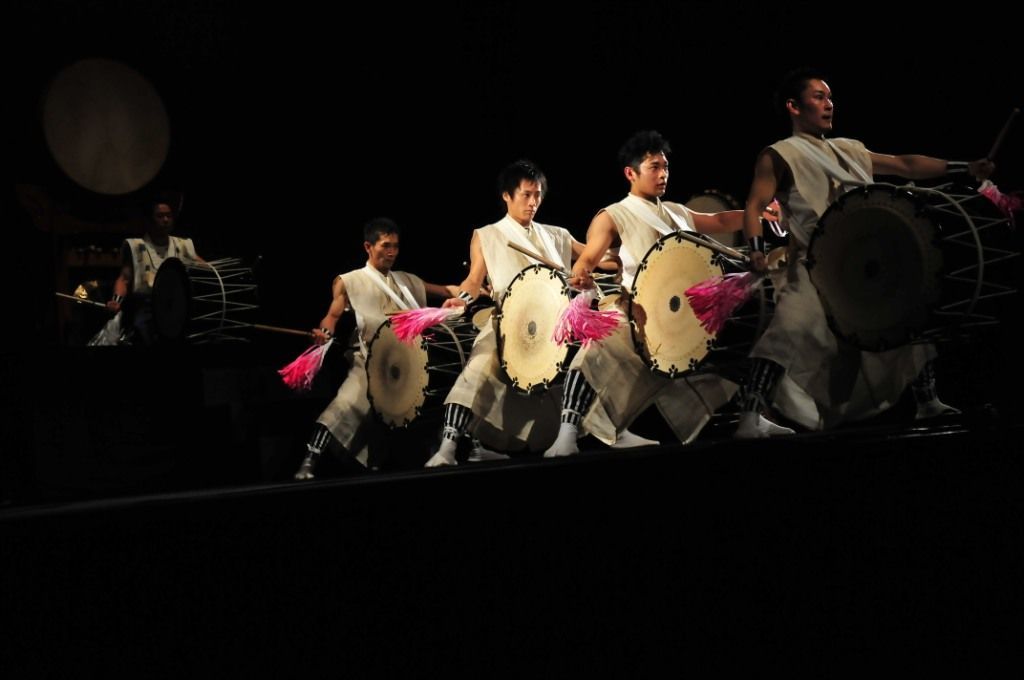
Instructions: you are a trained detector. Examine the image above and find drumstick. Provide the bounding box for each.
[54,291,107,308]
[506,242,628,273]
[987,107,1020,161]
[250,323,314,338]
[670,229,749,263]
[506,242,566,271]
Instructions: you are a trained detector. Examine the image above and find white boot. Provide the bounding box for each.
[915,397,961,420]
[293,446,321,480]
[609,428,659,449]
[425,439,458,467]
[543,423,579,457]
[467,441,509,462]
[734,412,795,439]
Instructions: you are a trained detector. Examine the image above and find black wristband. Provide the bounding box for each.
[946,161,969,176]
[111,293,124,304]
[457,290,474,303]
[748,235,765,254]
[320,327,333,338]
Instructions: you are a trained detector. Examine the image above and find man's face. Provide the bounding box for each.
[503,179,544,226]
[791,78,834,135]
[365,232,399,273]
[151,203,174,235]
[626,152,669,199]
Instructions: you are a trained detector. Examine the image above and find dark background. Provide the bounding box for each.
[9,0,1023,344]
[3,3,1022,671]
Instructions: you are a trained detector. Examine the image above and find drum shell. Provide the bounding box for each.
[150,257,258,343]
[806,183,1013,351]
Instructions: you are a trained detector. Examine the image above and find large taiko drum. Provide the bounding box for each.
[807,183,1016,351]
[365,318,473,428]
[150,257,258,342]
[629,231,769,378]
[496,264,573,394]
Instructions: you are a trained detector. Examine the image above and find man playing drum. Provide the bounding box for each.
[294,218,457,480]
[735,68,994,438]
[91,192,202,346]
[545,130,761,457]
[424,159,650,467]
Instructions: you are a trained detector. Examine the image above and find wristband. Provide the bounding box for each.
[747,235,765,254]
[946,161,969,176]
[457,290,474,303]
[111,293,124,304]
[320,327,333,338]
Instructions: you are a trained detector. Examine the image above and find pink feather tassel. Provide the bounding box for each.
[390,306,462,344]
[552,293,622,347]
[278,338,333,392]
[979,181,1023,227]
[685,272,761,335]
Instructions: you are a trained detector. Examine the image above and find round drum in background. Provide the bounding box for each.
[42,58,170,195]
[685,189,742,248]
[151,257,258,343]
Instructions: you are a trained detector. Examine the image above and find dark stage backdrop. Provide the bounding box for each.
[9,0,1023,343]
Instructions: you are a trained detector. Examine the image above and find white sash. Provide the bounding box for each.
[495,215,562,268]
[362,264,420,311]
[788,135,872,186]
[621,194,692,236]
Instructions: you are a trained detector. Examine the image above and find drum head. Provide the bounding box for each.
[150,257,190,342]
[631,232,723,377]
[497,265,571,393]
[43,58,170,195]
[808,186,943,350]
[684,189,738,213]
[471,306,494,330]
[365,321,430,428]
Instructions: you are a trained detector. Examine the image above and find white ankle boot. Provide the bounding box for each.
[467,442,509,462]
[425,440,458,467]
[543,423,579,457]
[609,428,659,449]
[734,412,795,439]
[915,397,961,420]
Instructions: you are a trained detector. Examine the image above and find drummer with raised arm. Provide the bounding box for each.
[545,130,756,457]
[732,67,994,438]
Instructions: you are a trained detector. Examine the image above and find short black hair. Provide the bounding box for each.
[363,217,400,244]
[147,191,181,219]
[618,130,671,171]
[497,159,547,199]
[774,67,829,118]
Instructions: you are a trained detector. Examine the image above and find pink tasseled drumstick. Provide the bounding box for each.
[685,271,763,335]
[979,182,1023,227]
[390,307,463,344]
[552,292,622,347]
[278,338,333,392]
